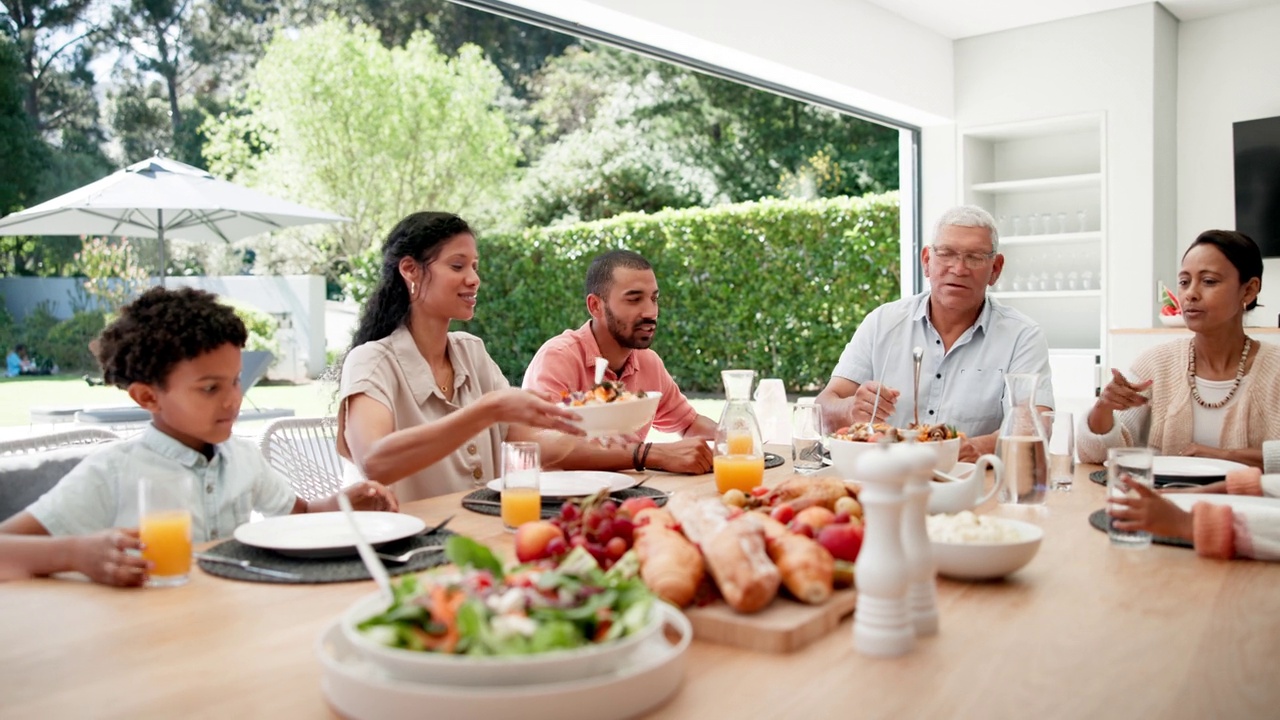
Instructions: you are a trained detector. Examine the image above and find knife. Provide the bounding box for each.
[195,553,302,580]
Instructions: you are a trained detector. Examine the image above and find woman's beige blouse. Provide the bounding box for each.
[337,325,511,502]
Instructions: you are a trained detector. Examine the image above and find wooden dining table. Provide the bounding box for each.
[2,451,1279,719]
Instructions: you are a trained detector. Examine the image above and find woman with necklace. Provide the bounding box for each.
[1078,230,1280,467]
[335,212,592,502]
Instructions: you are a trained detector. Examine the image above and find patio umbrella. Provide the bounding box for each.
[0,156,349,284]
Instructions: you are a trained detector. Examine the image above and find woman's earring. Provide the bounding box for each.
[409,281,417,297]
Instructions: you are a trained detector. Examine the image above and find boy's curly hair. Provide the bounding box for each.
[96,287,247,389]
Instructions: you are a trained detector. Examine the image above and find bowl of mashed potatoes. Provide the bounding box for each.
[926,512,1042,580]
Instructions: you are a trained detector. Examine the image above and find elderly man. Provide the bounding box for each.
[816,205,1053,461]
[523,249,715,474]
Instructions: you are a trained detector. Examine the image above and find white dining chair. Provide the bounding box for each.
[0,428,120,456]
[257,416,344,501]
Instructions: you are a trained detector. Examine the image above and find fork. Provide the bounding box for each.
[376,544,446,564]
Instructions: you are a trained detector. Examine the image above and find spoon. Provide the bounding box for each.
[594,356,608,385]
[911,346,924,428]
[337,493,394,604]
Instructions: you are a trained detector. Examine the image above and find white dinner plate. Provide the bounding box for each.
[234,512,426,558]
[1105,456,1248,478]
[486,471,639,498]
[1165,493,1278,513]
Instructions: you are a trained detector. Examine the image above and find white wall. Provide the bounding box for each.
[927,4,1179,338]
[500,0,955,127]
[0,275,327,378]
[1177,3,1280,326]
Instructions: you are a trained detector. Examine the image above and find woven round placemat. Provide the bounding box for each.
[197,529,455,584]
[1086,509,1192,548]
[461,485,669,518]
[764,452,784,469]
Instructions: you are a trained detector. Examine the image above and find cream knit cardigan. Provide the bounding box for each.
[1077,339,1280,463]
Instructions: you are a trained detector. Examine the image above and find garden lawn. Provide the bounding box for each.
[0,375,337,427]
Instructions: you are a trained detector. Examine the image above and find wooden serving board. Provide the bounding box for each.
[683,587,857,653]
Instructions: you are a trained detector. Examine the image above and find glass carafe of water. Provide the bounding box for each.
[714,369,765,494]
[995,373,1049,505]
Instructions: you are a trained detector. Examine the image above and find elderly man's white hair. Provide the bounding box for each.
[932,205,1000,253]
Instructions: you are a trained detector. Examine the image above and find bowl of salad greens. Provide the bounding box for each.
[341,536,662,686]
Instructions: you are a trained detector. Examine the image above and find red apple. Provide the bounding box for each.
[795,506,836,531]
[770,504,796,524]
[817,523,864,563]
[619,497,658,517]
[514,521,566,563]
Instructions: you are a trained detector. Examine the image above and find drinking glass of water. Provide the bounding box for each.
[1107,447,1154,548]
[791,399,824,471]
[1043,411,1075,491]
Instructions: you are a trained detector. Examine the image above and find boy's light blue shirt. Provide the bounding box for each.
[27,424,297,542]
[6,352,20,377]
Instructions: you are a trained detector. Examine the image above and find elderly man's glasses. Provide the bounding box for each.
[931,245,996,269]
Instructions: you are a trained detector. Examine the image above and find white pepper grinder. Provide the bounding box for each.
[852,442,915,658]
[899,439,939,636]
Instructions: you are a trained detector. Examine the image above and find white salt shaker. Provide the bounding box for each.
[899,440,939,636]
[852,442,915,658]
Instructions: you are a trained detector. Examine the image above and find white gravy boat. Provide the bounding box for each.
[928,454,1006,515]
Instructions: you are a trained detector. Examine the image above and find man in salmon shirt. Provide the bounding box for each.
[523,250,715,474]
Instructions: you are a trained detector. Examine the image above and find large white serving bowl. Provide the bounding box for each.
[929,517,1043,581]
[566,392,661,439]
[341,591,664,686]
[827,436,960,478]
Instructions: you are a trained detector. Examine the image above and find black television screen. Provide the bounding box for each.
[1235,115,1280,258]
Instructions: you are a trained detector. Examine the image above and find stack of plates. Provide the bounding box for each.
[317,604,691,720]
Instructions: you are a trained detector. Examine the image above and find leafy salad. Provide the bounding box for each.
[356,536,655,657]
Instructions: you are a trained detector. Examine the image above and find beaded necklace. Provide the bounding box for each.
[1187,337,1251,410]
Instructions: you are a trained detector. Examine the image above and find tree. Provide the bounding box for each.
[202,18,521,275]
[0,31,44,214]
[518,42,899,224]
[107,0,276,166]
[277,0,571,97]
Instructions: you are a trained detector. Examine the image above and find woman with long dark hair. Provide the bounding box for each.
[337,212,586,500]
[1079,230,1280,467]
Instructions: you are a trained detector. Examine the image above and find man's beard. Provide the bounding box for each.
[604,304,657,350]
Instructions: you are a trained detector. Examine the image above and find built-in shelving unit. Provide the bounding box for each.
[961,113,1106,354]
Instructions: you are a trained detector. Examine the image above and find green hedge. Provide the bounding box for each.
[462,193,900,393]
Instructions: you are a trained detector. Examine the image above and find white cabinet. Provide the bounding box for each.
[960,113,1106,403]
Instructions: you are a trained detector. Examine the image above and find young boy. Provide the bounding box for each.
[0,287,397,586]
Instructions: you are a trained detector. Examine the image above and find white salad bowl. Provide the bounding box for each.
[928,516,1043,581]
[827,435,960,478]
[341,591,664,686]
[566,391,661,439]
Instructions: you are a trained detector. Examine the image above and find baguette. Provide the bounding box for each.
[754,514,834,605]
[634,521,704,607]
[701,515,780,613]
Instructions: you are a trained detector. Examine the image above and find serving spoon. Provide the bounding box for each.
[911,346,924,427]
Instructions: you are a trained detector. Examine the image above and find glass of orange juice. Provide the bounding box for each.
[500,441,541,532]
[714,452,765,494]
[138,476,194,587]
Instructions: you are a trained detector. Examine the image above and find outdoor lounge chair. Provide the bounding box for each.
[0,428,120,520]
[71,351,294,431]
[258,416,344,500]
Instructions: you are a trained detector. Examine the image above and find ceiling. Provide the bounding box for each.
[861,0,1280,39]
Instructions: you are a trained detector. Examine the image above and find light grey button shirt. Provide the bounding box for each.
[27,425,297,542]
[830,291,1054,436]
